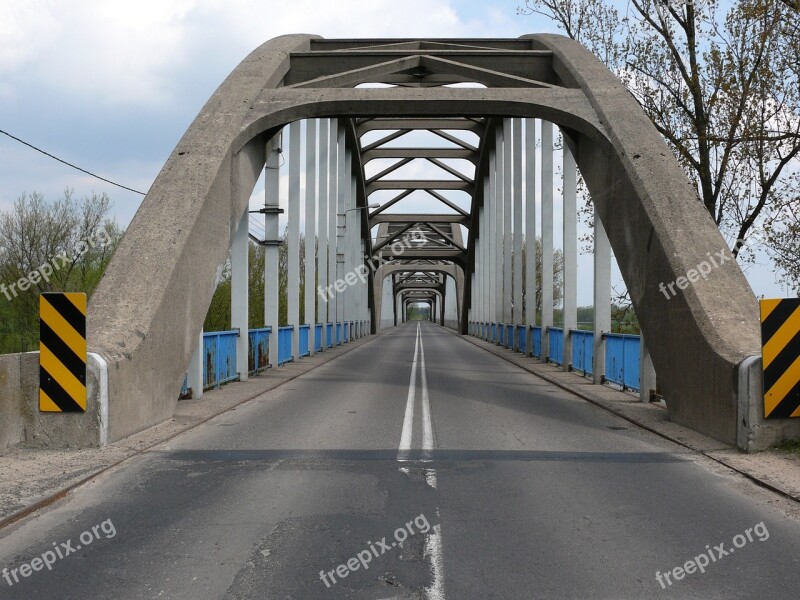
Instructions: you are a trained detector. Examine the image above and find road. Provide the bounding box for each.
[1,321,800,599]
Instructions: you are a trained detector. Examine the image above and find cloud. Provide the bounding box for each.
[0,0,495,109]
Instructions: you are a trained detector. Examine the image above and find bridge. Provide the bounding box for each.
[73,34,797,451]
[2,34,800,599]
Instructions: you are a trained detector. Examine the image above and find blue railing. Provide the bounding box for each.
[204,330,239,389]
[326,322,334,348]
[299,325,311,358]
[570,329,594,376]
[336,322,342,345]
[604,333,640,391]
[344,321,350,343]
[314,323,323,352]
[516,325,526,354]
[547,327,564,366]
[532,326,542,358]
[468,318,645,395]
[248,327,271,375]
[278,326,294,365]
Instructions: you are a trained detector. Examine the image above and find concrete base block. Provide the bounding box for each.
[0,352,107,449]
[737,355,800,452]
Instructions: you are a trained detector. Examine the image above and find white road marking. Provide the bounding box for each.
[424,469,438,490]
[419,330,434,459]
[397,323,445,599]
[424,519,446,600]
[398,323,420,461]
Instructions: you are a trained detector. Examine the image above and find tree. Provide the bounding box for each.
[520,236,565,322]
[202,226,313,331]
[0,190,123,353]
[519,0,800,282]
[766,193,800,295]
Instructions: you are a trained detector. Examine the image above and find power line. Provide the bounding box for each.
[0,128,148,196]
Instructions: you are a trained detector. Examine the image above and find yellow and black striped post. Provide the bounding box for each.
[760,298,800,419]
[39,292,87,412]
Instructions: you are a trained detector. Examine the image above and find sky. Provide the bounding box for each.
[0,0,791,307]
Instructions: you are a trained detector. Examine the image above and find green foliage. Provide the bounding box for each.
[0,191,123,354]
[520,0,800,289]
[202,226,317,331]
[406,304,430,320]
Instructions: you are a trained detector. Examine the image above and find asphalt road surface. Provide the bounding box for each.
[2,321,800,599]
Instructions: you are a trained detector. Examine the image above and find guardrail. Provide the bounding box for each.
[570,329,593,376]
[204,330,239,389]
[547,327,564,366]
[249,327,271,375]
[470,322,644,395]
[278,326,294,365]
[603,332,640,391]
[314,323,323,352]
[299,324,310,358]
[532,326,542,358]
[179,321,368,399]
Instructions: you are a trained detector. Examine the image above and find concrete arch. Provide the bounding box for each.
[88,34,759,445]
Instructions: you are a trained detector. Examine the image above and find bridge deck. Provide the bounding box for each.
[1,322,798,598]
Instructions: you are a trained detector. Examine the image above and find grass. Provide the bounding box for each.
[773,439,800,454]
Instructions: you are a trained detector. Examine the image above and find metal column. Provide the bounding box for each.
[562,135,577,372]
[328,119,339,345]
[488,149,497,339]
[187,328,203,398]
[288,120,301,361]
[503,119,513,337]
[593,207,611,384]
[512,118,523,349]
[317,119,329,346]
[541,121,554,360]
[494,125,504,341]
[264,134,281,367]
[524,118,537,355]
[336,123,346,338]
[231,209,249,380]
[304,119,317,354]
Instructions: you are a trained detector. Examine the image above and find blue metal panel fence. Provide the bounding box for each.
[204,330,239,389]
[603,333,640,391]
[299,325,310,357]
[570,330,593,376]
[278,326,293,365]
[314,323,323,352]
[547,327,564,366]
[517,325,526,354]
[248,327,271,375]
[505,324,514,349]
[344,321,350,343]
[326,323,334,348]
[491,323,496,343]
[532,326,542,358]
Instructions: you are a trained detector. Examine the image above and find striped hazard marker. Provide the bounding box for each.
[760,298,800,419]
[39,292,87,412]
